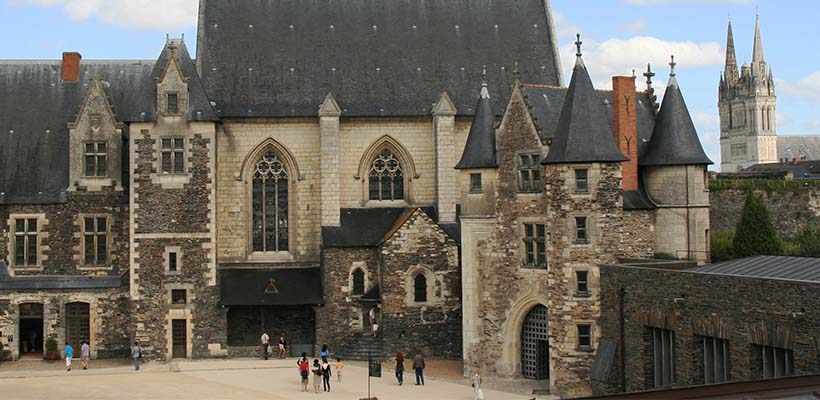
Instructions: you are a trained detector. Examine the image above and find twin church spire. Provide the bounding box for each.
[721,14,774,101]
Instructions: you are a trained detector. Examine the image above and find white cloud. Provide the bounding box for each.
[779,72,820,101]
[552,12,580,39]
[624,0,752,4]
[11,0,198,30]
[560,36,724,89]
[621,18,647,33]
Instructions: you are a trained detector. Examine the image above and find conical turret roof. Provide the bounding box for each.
[542,35,627,165]
[455,72,497,169]
[641,59,712,166]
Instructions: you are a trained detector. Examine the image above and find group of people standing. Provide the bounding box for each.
[259,332,287,360]
[297,345,343,394]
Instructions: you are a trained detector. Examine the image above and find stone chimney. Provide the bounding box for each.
[62,52,82,82]
[612,76,639,191]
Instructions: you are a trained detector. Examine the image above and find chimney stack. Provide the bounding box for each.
[612,76,639,191]
[62,52,82,82]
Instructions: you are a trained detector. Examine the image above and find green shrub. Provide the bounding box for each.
[784,241,802,257]
[45,337,58,352]
[710,230,736,262]
[733,192,783,257]
[797,224,820,257]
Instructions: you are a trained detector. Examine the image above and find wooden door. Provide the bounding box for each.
[172,319,187,359]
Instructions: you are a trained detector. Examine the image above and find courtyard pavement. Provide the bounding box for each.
[0,358,556,400]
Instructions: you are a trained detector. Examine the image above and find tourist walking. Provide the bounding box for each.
[472,368,484,400]
[298,353,310,392]
[335,358,344,382]
[320,344,331,358]
[368,305,380,336]
[131,341,142,371]
[311,359,323,394]
[80,340,90,370]
[260,331,270,360]
[278,333,287,359]
[413,351,426,385]
[64,342,74,372]
[395,351,405,385]
[321,357,332,392]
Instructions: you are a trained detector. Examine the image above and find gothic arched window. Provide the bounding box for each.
[252,151,289,252]
[351,268,365,296]
[368,148,404,201]
[414,274,427,303]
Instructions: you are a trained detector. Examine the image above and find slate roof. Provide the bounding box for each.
[542,57,628,165]
[778,136,820,161]
[691,256,820,284]
[455,80,497,169]
[196,0,562,118]
[0,262,127,290]
[640,75,712,166]
[0,39,214,205]
[744,161,820,180]
[521,85,656,155]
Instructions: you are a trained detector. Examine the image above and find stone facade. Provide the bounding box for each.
[710,187,820,240]
[597,263,820,394]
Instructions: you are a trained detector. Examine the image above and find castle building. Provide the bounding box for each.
[0,1,711,397]
[719,16,820,172]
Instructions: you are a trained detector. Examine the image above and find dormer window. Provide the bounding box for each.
[167,93,179,114]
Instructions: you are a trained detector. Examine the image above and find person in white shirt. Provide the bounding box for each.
[260,332,270,360]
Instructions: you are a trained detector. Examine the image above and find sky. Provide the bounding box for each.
[1,0,819,170]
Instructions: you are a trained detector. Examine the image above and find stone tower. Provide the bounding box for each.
[719,16,777,172]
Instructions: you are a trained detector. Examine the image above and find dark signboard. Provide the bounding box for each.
[368,359,382,378]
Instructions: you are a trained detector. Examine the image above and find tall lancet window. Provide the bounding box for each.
[252,151,289,252]
[368,148,404,201]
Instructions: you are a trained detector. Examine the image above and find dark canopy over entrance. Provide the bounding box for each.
[219,268,323,306]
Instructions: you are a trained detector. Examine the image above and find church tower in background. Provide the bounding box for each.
[719,16,777,172]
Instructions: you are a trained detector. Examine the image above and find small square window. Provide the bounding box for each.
[578,325,592,348]
[576,270,589,295]
[167,93,179,114]
[575,216,588,243]
[470,173,482,193]
[575,168,589,193]
[171,289,187,304]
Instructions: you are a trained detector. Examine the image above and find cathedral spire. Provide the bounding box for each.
[752,13,765,64]
[724,20,739,81]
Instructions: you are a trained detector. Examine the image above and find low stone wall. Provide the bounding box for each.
[710,187,820,240]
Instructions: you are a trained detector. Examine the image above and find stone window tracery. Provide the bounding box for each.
[252,151,289,252]
[161,138,185,174]
[368,148,404,201]
[351,268,365,296]
[518,153,542,193]
[83,142,108,177]
[414,274,428,303]
[82,216,108,266]
[13,218,38,267]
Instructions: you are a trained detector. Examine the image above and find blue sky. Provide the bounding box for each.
[2,0,819,170]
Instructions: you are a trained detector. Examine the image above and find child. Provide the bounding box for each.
[298,354,310,392]
[80,341,90,370]
[64,342,74,372]
[335,358,345,382]
[312,359,323,394]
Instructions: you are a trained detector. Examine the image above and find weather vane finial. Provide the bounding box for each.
[513,61,521,81]
[481,65,487,86]
[669,55,677,77]
[575,33,583,57]
[643,63,655,90]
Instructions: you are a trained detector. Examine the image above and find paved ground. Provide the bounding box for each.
[0,358,556,400]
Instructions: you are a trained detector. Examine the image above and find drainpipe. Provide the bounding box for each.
[685,166,691,260]
[618,287,626,392]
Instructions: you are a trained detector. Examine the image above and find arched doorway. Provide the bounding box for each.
[521,305,549,380]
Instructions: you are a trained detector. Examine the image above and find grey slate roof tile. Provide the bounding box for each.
[0,262,127,290]
[640,76,712,166]
[197,0,562,118]
[542,58,628,165]
[691,256,820,284]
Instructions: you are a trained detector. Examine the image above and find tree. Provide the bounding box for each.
[797,224,820,257]
[733,192,783,257]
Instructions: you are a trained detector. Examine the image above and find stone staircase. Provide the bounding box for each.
[334,334,384,361]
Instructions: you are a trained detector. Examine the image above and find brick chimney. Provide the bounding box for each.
[62,52,82,82]
[612,76,639,191]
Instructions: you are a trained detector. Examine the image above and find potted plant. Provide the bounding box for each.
[45,337,59,361]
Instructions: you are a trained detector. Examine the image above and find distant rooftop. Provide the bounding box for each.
[691,256,820,284]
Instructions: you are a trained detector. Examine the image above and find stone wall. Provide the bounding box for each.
[597,264,820,394]
[0,288,131,361]
[227,305,316,347]
[315,247,380,355]
[621,210,655,259]
[379,210,461,360]
[0,190,129,277]
[710,187,820,240]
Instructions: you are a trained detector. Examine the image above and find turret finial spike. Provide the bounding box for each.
[669,55,677,77]
[643,63,655,91]
[513,61,521,81]
[575,33,583,58]
[481,65,487,87]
